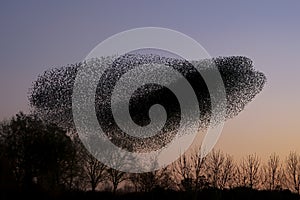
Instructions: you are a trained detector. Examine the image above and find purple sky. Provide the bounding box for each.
[0,0,299,160]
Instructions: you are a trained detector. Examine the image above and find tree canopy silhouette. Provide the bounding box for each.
[0,112,80,191]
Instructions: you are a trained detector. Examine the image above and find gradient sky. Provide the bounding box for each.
[0,0,299,162]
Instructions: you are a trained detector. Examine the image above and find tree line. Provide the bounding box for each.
[1,112,300,199]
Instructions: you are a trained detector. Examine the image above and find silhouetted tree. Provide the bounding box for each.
[107,168,127,194]
[129,166,172,192]
[173,153,195,191]
[285,152,300,194]
[0,112,78,191]
[262,153,285,190]
[172,149,208,192]
[206,150,225,188]
[0,134,18,199]
[83,152,107,192]
[63,137,87,191]
[238,154,261,189]
[156,166,175,190]
[130,172,158,192]
[219,154,236,189]
[102,151,129,194]
[205,150,236,189]
[191,148,207,191]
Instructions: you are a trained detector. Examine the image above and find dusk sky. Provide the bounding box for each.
[0,0,299,161]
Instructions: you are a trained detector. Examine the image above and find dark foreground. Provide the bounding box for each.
[2,188,299,200]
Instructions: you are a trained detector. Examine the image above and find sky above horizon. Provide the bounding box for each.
[0,0,299,162]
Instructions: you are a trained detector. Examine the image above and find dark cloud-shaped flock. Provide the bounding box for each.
[29,54,266,152]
